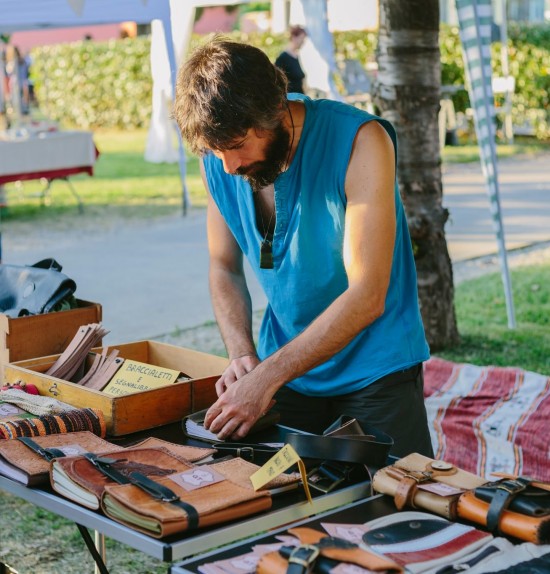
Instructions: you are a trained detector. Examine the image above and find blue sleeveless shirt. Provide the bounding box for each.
[203,96,429,397]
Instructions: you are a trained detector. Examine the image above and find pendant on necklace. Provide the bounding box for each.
[260,239,274,269]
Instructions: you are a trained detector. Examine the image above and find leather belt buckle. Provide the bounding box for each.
[288,544,319,573]
[404,470,432,484]
[234,446,254,462]
[307,461,353,493]
[497,478,529,495]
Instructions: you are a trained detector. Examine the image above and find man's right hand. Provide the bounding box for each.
[215,354,260,396]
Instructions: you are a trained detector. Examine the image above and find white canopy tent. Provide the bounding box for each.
[0,0,192,209]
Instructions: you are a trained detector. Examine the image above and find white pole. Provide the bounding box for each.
[499,0,514,144]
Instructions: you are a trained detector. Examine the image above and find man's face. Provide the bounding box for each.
[212,121,290,192]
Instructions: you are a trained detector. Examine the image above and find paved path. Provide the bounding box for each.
[3,152,550,345]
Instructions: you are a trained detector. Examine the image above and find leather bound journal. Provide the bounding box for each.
[50,443,216,510]
[0,431,121,486]
[101,456,273,538]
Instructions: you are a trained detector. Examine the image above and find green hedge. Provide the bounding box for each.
[32,36,152,129]
[31,25,549,138]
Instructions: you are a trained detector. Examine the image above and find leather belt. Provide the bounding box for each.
[286,415,393,469]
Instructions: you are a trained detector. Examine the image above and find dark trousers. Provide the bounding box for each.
[272,363,434,459]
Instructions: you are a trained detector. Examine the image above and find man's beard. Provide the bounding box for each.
[236,123,291,192]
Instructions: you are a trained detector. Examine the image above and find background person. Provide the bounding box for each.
[275,25,307,94]
[174,38,433,458]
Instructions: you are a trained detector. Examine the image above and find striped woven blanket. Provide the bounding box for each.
[423,358,550,481]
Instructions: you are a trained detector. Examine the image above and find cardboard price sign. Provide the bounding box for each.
[102,359,180,396]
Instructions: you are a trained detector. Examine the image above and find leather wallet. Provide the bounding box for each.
[101,457,272,538]
[372,452,488,519]
[0,431,121,486]
[457,477,550,544]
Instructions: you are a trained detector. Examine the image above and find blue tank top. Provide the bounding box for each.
[203,96,430,396]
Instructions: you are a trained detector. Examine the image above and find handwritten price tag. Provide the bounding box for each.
[250,444,313,503]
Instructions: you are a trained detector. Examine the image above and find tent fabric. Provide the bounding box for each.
[0,0,171,33]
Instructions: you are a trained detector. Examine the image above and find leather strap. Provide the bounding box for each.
[284,527,403,573]
[128,472,199,530]
[394,476,418,510]
[287,416,393,469]
[485,477,531,533]
[17,436,67,462]
[212,442,280,465]
[84,453,132,485]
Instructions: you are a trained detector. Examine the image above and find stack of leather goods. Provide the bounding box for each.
[45,439,299,537]
[45,322,118,389]
[373,453,550,545]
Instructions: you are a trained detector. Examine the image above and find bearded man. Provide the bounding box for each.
[173,37,433,458]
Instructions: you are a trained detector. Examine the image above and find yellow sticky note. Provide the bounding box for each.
[250,444,313,503]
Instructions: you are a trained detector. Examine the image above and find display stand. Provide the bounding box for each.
[0,424,374,572]
[171,494,397,574]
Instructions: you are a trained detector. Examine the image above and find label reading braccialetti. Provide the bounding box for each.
[102,359,180,396]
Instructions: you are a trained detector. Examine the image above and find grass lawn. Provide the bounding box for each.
[438,263,550,375]
[1,128,206,223]
[2,129,548,224]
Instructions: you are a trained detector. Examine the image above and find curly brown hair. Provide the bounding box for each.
[173,35,288,155]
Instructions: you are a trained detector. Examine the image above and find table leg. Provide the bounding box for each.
[41,177,84,213]
[75,523,110,574]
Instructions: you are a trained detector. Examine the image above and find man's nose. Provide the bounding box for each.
[220,151,242,174]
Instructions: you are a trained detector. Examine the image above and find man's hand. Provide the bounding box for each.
[204,371,275,440]
[215,354,260,396]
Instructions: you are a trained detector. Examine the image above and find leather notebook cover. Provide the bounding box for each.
[101,457,272,538]
[372,452,487,519]
[182,408,280,443]
[0,431,122,486]
[50,446,195,510]
[457,489,550,544]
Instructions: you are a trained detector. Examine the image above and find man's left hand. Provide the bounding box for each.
[203,372,275,440]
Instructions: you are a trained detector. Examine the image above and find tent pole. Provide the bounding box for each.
[161,3,190,215]
[456,0,516,328]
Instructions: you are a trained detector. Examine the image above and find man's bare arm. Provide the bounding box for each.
[205,121,397,438]
[203,163,260,392]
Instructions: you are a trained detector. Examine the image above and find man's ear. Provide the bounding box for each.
[253,126,271,139]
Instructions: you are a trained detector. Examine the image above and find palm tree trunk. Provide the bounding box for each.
[375,0,459,350]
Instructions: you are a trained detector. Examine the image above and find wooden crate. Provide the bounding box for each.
[5,340,228,436]
[0,299,102,366]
